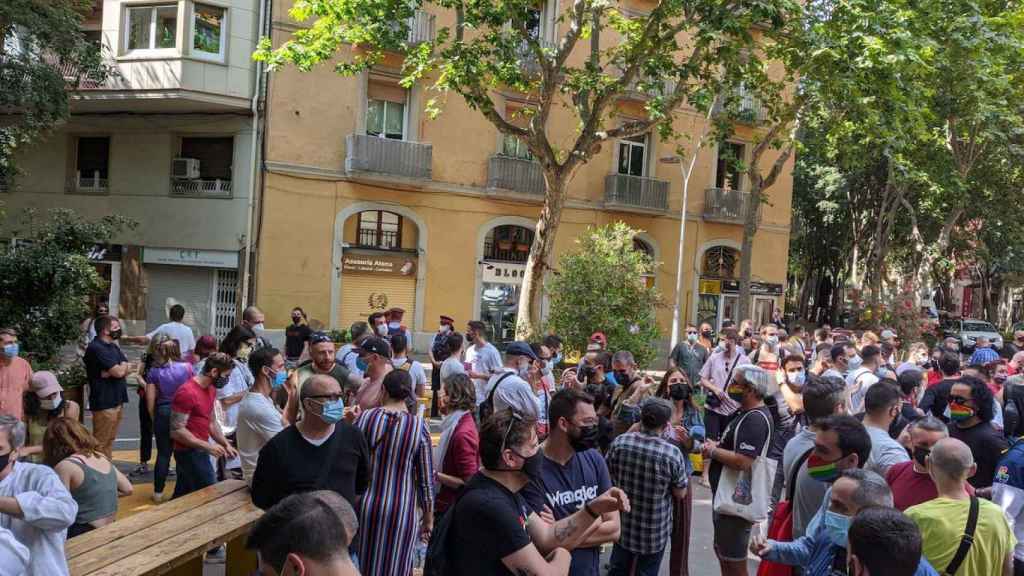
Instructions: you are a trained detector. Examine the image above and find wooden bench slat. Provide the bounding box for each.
[66,480,248,559]
[68,491,253,575]
[84,504,263,576]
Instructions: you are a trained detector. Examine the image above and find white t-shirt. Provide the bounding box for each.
[392,356,427,396]
[440,356,466,385]
[236,392,283,484]
[846,367,879,414]
[466,342,503,404]
[484,368,541,419]
[864,424,910,477]
[335,343,362,378]
[147,321,197,355]
[216,359,251,470]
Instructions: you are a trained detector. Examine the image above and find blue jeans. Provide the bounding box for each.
[153,405,173,494]
[608,544,665,576]
[171,447,215,499]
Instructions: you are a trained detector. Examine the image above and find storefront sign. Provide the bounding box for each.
[342,252,417,277]
[143,247,239,269]
[482,262,527,284]
[88,244,122,262]
[699,279,722,295]
[714,279,784,296]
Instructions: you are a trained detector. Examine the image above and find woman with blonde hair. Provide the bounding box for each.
[144,336,193,502]
[45,417,132,538]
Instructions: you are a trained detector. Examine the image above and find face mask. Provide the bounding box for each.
[318,398,346,424]
[687,333,699,343]
[948,402,974,422]
[517,359,531,379]
[214,374,230,389]
[787,370,806,388]
[913,446,930,468]
[376,324,388,337]
[669,383,691,402]
[513,448,544,480]
[995,374,1008,384]
[466,332,476,342]
[237,344,252,362]
[847,355,863,371]
[440,325,451,334]
[807,453,842,483]
[727,384,747,403]
[388,321,401,330]
[569,424,599,452]
[717,341,727,352]
[1,344,18,358]
[553,352,563,366]
[271,370,288,389]
[110,329,123,340]
[824,510,851,547]
[292,316,302,324]
[542,362,553,377]
[702,330,712,338]
[767,336,780,347]
[356,357,370,372]
[251,323,265,334]
[614,370,631,383]
[40,394,62,411]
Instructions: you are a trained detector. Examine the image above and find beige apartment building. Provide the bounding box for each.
[254,0,795,351]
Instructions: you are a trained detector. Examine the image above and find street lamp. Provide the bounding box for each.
[659,154,692,351]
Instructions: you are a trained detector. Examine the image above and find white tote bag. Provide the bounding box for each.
[712,409,777,523]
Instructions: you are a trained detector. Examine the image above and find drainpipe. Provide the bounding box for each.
[240,0,270,310]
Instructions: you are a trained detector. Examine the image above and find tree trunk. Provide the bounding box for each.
[515,172,568,339]
[737,177,761,323]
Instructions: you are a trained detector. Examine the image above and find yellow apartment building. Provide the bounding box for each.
[254,0,794,352]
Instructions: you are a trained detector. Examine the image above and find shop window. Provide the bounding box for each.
[702,246,739,279]
[357,211,402,250]
[192,3,226,60]
[180,137,233,180]
[484,225,534,263]
[617,135,647,177]
[715,142,745,190]
[125,4,178,52]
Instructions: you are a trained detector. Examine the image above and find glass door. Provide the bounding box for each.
[721,295,739,328]
[698,294,719,333]
[480,282,521,349]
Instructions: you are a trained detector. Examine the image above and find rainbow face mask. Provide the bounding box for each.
[807,453,841,483]
[948,402,975,422]
[726,384,747,402]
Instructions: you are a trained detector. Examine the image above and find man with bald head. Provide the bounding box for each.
[251,374,370,512]
[906,438,1015,576]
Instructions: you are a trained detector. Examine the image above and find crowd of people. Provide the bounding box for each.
[5,300,1024,576]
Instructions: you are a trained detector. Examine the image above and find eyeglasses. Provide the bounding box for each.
[307,393,343,402]
[500,411,524,453]
[310,332,333,345]
[948,396,972,405]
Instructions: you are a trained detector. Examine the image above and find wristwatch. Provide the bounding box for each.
[583,500,599,519]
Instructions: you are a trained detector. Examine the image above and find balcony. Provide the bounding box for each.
[407,10,436,44]
[345,134,432,180]
[703,187,762,225]
[517,38,557,75]
[712,89,767,123]
[487,155,545,197]
[65,173,109,195]
[170,178,233,199]
[604,174,669,212]
[622,76,677,101]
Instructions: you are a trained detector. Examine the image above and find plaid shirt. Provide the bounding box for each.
[607,431,688,554]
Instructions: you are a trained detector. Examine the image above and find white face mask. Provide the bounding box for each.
[251,322,265,333]
[440,325,451,334]
[40,393,62,411]
[376,324,389,337]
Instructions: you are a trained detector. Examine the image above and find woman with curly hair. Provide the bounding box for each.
[45,417,132,538]
[434,372,479,516]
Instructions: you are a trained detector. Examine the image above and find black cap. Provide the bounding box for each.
[505,341,538,361]
[358,337,392,358]
[640,397,673,430]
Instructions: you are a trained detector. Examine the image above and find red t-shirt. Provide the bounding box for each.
[886,460,975,511]
[170,377,216,451]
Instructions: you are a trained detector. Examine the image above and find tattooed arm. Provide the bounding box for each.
[526,487,630,555]
[170,410,226,458]
[501,543,571,576]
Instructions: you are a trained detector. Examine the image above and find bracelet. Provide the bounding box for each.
[583,500,599,519]
[709,447,718,460]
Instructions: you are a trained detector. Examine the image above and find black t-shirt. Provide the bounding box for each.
[709,406,772,496]
[251,423,370,511]
[83,339,129,411]
[920,379,955,421]
[449,473,534,576]
[950,421,1009,489]
[284,324,312,359]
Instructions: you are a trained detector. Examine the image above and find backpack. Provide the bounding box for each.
[432,334,451,363]
[423,497,460,576]
[478,372,515,422]
[398,358,414,372]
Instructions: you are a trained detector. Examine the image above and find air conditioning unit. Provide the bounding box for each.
[171,158,201,179]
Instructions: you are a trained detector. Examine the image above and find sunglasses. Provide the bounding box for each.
[310,332,332,344]
[307,393,343,402]
[948,396,973,406]
[501,411,524,453]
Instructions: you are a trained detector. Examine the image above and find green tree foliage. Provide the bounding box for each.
[0,0,109,181]
[255,0,800,338]
[546,223,660,367]
[0,209,134,362]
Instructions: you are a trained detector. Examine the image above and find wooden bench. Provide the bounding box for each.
[66,479,263,576]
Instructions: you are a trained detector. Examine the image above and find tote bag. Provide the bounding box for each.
[713,409,777,523]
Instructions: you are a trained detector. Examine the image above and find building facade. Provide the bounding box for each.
[3,0,265,338]
[255,0,795,353]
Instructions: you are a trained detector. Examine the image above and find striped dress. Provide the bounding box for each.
[355,407,434,576]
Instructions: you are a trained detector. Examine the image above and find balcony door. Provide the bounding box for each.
[366,81,407,140]
[715,142,745,190]
[617,135,647,177]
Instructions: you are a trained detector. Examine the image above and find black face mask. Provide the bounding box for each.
[614,370,631,383]
[214,374,230,389]
[669,383,692,402]
[702,330,712,337]
[569,424,600,452]
[110,329,122,340]
[913,446,930,467]
[513,449,544,480]
[292,316,302,324]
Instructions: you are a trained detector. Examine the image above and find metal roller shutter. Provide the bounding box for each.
[145,265,215,336]
[340,273,416,330]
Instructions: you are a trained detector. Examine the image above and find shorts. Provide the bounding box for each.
[713,511,753,562]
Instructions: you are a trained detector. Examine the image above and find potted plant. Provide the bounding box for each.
[56,364,89,424]
[515,242,530,252]
[497,238,513,251]
[327,329,348,344]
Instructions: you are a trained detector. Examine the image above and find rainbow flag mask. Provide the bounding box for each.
[726,385,746,395]
[806,453,840,482]
[948,403,974,422]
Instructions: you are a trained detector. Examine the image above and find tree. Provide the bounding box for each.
[0,209,134,362]
[546,223,660,366]
[255,0,799,338]
[0,0,109,181]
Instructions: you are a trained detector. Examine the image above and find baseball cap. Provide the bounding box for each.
[505,341,538,361]
[31,371,62,398]
[881,329,898,339]
[358,337,392,358]
[640,397,673,430]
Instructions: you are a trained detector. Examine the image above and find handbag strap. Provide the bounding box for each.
[485,371,515,408]
[944,496,979,576]
[786,447,814,502]
[724,355,741,388]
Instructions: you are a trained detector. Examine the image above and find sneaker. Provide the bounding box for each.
[167,469,176,479]
[129,463,150,477]
[204,545,226,564]
[151,491,164,504]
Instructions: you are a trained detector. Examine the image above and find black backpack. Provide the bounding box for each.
[424,499,459,575]
[478,372,515,422]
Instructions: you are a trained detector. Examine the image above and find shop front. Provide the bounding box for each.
[339,250,418,330]
[87,244,122,315]
[696,278,783,330]
[477,223,534,348]
[142,247,239,339]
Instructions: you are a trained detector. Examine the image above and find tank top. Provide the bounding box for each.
[67,456,119,524]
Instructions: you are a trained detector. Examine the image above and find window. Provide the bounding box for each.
[634,238,655,288]
[126,5,177,52]
[192,4,226,59]
[525,7,543,39]
[617,135,647,177]
[502,134,533,160]
[484,225,534,263]
[366,99,405,140]
[357,211,402,250]
[702,246,740,279]
[715,142,745,190]
[74,136,110,191]
[180,137,233,179]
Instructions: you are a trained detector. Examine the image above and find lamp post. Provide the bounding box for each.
[659,155,693,351]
